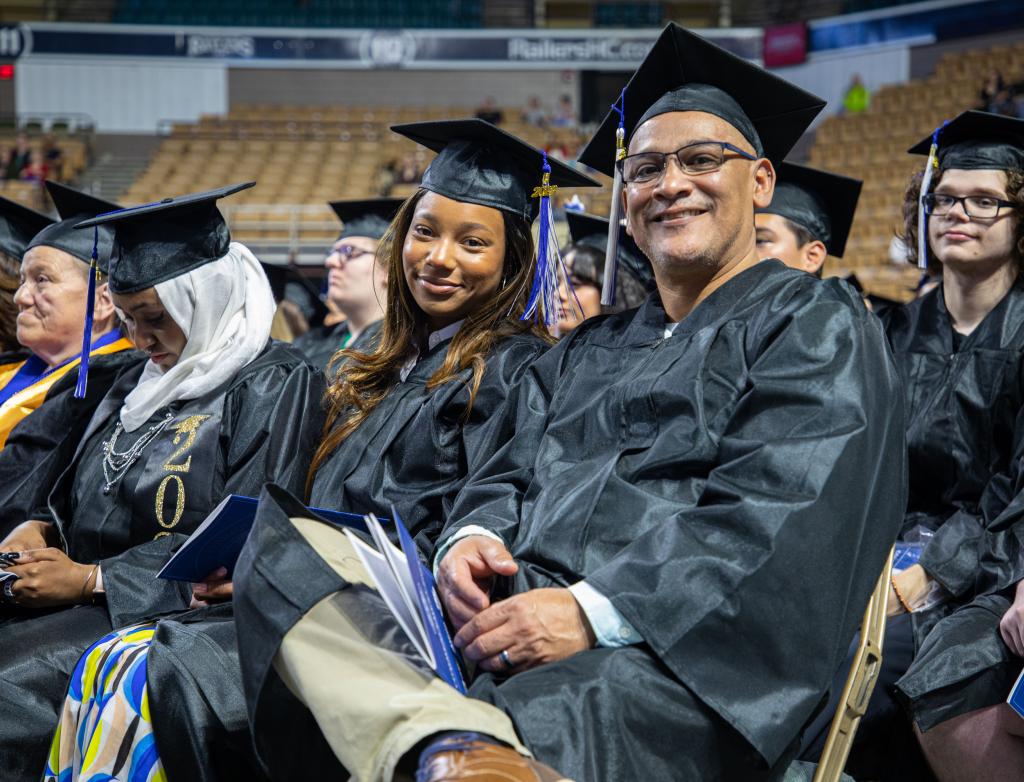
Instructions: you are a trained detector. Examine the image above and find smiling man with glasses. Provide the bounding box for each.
[292,198,402,370]
[218,25,907,782]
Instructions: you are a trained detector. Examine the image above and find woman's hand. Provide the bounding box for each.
[190,567,233,608]
[5,548,97,608]
[886,564,934,617]
[1000,581,1024,657]
[0,520,56,556]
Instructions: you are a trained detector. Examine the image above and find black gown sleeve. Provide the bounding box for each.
[920,395,1024,597]
[580,296,907,757]
[100,356,327,626]
[438,330,577,549]
[220,358,327,499]
[0,350,144,536]
[414,335,548,556]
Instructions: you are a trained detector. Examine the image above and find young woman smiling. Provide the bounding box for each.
[228,119,598,780]
[0,183,325,782]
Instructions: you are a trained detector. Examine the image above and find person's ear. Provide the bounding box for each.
[93,281,116,325]
[802,241,828,275]
[752,159,775,210]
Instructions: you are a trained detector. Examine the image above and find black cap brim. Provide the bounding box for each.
[75,182,256,294]
[329,197,405,241]
[391,119,599,222]
[260,261,329,328]
[908,110,1024,171]
[565,210,655,290]
[26,181,123,269]
[757,162,861,258]
[0,196,54,261]
[578,23,826,176]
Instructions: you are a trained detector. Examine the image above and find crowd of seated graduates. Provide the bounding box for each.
[0,22,1023,782]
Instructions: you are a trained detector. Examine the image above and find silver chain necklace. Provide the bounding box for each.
[101,412,175,495]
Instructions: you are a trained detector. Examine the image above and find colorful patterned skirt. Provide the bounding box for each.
[44,623,167,782]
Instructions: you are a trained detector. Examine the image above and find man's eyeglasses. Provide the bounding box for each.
[922,193,1018,220]
[620,141,757,186]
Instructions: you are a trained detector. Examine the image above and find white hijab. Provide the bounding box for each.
[119,242,276,432]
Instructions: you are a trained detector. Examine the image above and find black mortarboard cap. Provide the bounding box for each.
[390,119,599,222]
[755,162,861,258]
[0,196,53,261]
[578,23,826,176]
[565,210,655,291]
[908,110,1024,172]
[260,261,329,328]
[75,182,255,294]
[26,181,122,273]
[329,198,404,241]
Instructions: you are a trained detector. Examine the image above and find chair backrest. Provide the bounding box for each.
[813,545,895,782]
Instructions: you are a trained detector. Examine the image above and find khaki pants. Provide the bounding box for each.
[274,516,529,782]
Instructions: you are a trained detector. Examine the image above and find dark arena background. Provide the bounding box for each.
[0,0,1019,297]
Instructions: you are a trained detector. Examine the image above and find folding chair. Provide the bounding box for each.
[812,546,896,782]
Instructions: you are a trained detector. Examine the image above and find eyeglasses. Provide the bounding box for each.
[620,141,757,185]
[333,245,374,262]
[922,193,1018,219]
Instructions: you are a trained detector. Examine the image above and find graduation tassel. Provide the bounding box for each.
[601,90,627,307]
[917,121,947,271]
[73,226,99,399]
[522,151,578,325]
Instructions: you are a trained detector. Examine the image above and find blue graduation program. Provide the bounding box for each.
[157,494,367,582]
[344,508,467,694]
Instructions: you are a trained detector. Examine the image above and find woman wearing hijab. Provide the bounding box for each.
[0,183,324,782]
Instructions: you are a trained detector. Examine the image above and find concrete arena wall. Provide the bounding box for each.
[227,67,576,110]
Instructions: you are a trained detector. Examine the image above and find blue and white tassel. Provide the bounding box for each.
[522,151,578,325]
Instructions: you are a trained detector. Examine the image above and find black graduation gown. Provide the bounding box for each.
[430,262,906,781]
[292,318,383,371]
[0,341,324,782]
[0,349,146,538]
[236,261,906,781]
[232,329,549,779]
[884,280,1024,729]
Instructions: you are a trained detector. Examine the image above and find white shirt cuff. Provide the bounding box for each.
[568,581,642,647]
[432,525,505,578]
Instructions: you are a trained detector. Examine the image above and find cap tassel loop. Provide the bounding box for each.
[917,121,948,271]
[601,90,627,306]
[523,152,578,325]
[73,226,99,399]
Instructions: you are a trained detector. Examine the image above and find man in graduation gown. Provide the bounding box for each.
[232,23,906,782]
[0,182,135,449]
[293,198,401,370]
[754,161,862,276]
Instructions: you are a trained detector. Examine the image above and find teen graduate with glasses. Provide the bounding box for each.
[880,111,1024,782]
[232,24,905,782]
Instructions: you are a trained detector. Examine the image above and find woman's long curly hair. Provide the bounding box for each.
[901,167,1024,271]
[306,188,553,495]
